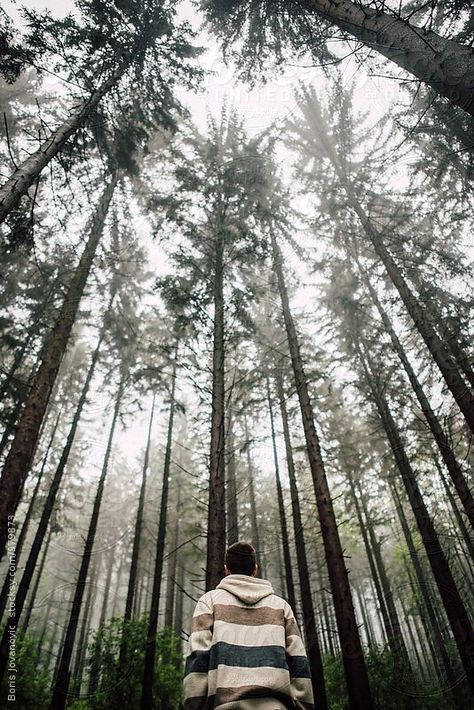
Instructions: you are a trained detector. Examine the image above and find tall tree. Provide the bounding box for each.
[265,375,297,613]
[353,252,474,532]
[0,174,117,556]
[286,85,474,434]
[0,0,199,224]
[157,111,269,590]
[274,366,328,710]
[200,0,474,116]
[50,368,127,710]
[269,229,374,710]
[141,351,178,709]
[331,276,474,697]
[123,394,156,624]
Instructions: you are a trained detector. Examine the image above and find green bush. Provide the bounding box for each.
[323,644,463,710]
[0,632,51,709]
[85,616,182,709]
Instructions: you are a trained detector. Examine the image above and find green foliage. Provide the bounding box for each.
[86,616,182,709]
[324,646,458,710]
[0,632,51,709]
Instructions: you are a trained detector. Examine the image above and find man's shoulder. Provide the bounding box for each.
[196,590,215,610]
[268,593,292,614]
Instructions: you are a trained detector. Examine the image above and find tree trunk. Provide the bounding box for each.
[266,375,297,612]
[88,549,115,696]
[434,459,474,560]
[346,196,474,433]
[0,68,124,224]
[358,259,474,529]
[123,394,156,623]
[173,556,184,669]
[111,543,128,619]
[49,373,125,710]
[275,368,329,710]
[243,414,262,565]
[360,345,474,696]
[0,310,109,683]
[0,174,117,555]
[71,563,97,699]
[271,232,373,710]
[225,413,239,545]
[0,348,44,461]
[164,487,181,629]
[206,227,226,591]
[391,481,461,696]
[307,0,474,116]
[0,408,61,622]
[355,585,374,646]
[21,522,52,633]
[365,518,412,667]
[344,467,397,651]
[141,356,177,710]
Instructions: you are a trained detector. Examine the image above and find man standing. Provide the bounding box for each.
[183,541,314,709]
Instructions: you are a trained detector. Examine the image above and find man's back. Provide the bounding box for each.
[183,574,314,709]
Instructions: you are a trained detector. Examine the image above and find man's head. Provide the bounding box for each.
[224,541,258,577]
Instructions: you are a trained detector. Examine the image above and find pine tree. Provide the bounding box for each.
[200,0,474,116]
[0,174,118,555]
[0,0,200,224]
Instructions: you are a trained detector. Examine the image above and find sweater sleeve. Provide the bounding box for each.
[284,604,315,710]
[183,595,213,710]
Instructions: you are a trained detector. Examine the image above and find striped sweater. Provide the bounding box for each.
[183,574,314,709]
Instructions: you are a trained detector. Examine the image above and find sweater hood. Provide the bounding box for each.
[216,574,274,605]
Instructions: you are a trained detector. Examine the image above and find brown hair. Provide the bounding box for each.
[225,541,257,576]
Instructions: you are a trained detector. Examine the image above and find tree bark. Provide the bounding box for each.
[390,481,461,697]
[71,563,97,699]
[243,414,262,564]
[225,413,239,545]
[344,466,397,651]
[359,345,474,696]
[141,356,177,710]
[0,68,124,224]
[88,548,115,696]
[307,0,474,116]
[21,522,52,632]
[206,227,226,591]
[173,556,184,669]
[0,174,117,555]
[348,196,474,434]
[275,368,328,710]
[164,487,181,629]
[271,231,374,710]
[123,394,156,624]
[0,408,61,622]
[266,375,297,612]
[358,258,474,529]
[0,323,109,684]
[49,373,125,710]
